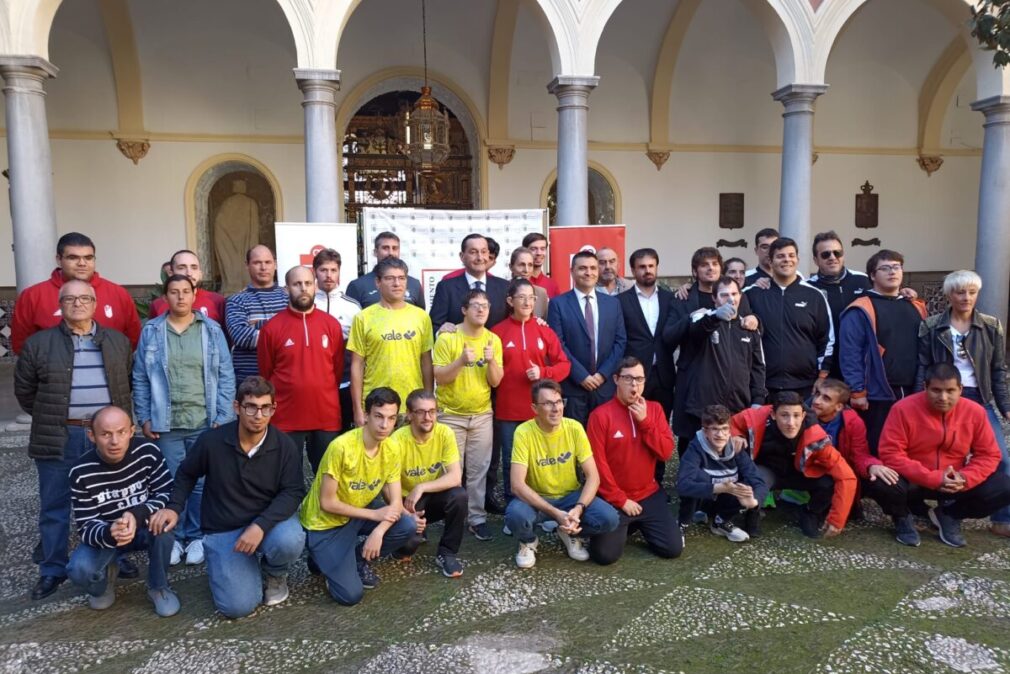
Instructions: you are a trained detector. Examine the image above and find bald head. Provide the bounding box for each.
[88,406,135,464]
[92,405,131,431]
[59,279,97,324]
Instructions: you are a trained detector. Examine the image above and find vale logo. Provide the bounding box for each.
[349,478,383,491]
[381,329,418,342]
[536,451,573,467]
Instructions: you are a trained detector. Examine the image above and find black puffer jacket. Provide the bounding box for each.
[14,322,133,459]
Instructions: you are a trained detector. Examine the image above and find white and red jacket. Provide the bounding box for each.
[587,397,674,506]
[11,269,141,353]
[491,316,571,421]
[257,306,345,432]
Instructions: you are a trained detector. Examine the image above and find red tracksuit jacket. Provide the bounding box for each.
[588,397,674,507]
[491,316,571,421]
[257,306,345,432]
[11,269,141,353]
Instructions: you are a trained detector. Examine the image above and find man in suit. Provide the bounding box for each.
[548,250,627,426]
[430,234,509,333]
[618,248,675,417]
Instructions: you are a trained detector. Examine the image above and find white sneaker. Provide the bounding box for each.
[502,524,512,536]
[557,530,590,561]
[515,538,538,569]
[711,517,750,543]
[185,540,205,565]
[170,541,184,566]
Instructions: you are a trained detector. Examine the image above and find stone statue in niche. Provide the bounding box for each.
[214,179,260,294]
[855,180,878,229]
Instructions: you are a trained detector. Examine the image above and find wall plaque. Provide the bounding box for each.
[855,180,878,229]
[719,193,744,229]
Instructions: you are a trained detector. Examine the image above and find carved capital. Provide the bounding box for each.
[116,139,150,165]
[645,150,670,171]
[916,154,943,177]
[487,145,515,170]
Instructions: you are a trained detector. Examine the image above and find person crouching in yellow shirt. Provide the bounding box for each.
[387,389,467,578]
[300,387,421,604]
[432,289,504,543]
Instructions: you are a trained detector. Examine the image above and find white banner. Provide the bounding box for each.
[361,208,547,309]
[274,222,360,291]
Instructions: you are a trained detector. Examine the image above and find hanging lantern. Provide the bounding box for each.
[404,0,450,173]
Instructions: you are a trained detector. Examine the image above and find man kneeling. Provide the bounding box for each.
[875,363,1010,547]
[150,377,306,619]
[388,389,468,577]
[67,406,179,616]
[505,379,619,568]
[677,404,767,543]
[301,387,421,604]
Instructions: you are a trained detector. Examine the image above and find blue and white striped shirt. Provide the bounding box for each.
[68,324,112,420]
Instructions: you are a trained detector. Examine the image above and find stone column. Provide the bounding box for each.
[548,76,598,227]
[971,95,1010,327]
[772,84,827,269]
[0,57,59,292]
[294,68,341,223]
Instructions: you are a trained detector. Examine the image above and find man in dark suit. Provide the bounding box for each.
[430,234,509,332]
[548,250,627,426]
[618,248,675,417]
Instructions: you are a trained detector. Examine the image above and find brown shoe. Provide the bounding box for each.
[991,522,1010,538]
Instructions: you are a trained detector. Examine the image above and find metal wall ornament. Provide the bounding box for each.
[404,0,450,173]
[855,180,878,229]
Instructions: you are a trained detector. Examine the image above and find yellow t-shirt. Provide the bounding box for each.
[511,418,593,500]
[300,428,401,530]
[432,328,502,415]
[388,423,460,493]
[347,303,434,412]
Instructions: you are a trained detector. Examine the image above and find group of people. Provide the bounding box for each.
[10,225,1010,619]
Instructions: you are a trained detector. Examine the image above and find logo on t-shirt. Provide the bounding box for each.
[349,478,383,491]
[322,335,329,349]
[381,330,417,341]
[505,341,516,349]
[794,301,808,308]
[537,338,545,350]
[104,305,113,318]
[536,451,573,467]
[284,338,295,347]
[613,430,624,439]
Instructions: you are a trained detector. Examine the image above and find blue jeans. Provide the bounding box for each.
[962,389,1010,524]
[504,490,620,544]
[305,499,418,606]
[157,428,206,544]
[35,426,93,577]
[499,420,522,502]
[202,514,305,619]
[67,529,174,593]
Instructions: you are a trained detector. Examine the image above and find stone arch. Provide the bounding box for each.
[540,161,622,226]
[749,0,813,87]
[184,154,284,291]
[919,36,972,154]
[649,0,702,148]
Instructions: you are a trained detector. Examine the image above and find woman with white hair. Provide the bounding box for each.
[917,269,1010,537]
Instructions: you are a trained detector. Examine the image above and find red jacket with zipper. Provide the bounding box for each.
[257,306,345,432]
[878,391,1000,490]
[588,397,674,506]
[731,406,856,530]
[491,316,571,421]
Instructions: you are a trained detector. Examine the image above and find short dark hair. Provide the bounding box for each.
[57,232,95,256]
[312,248,341,269]
[510,246,532,267]
[629,248,659,267]
[768,237,798,258]
[365,386,401,413]
[715,275,740,293]
[374,231,400,247]
[812,231,843,257]
[460,233,487,253]
[531,378,562,402]
[169,249,199,267]
[771,390,805,411]
[701,404,731,427]
[463,289,488,308]
[754,228,779,246]
[507,277,533,299]
[373,256,408,278]
[725,257,746,270]
[486,237,500,259]
[237,376,275,403]
[691,247,722,273]
[867,249,904,277]
[817,378,851,405]
[522,232,547,247]
[406,388,436,412]
[165,274,195,292]
[924,362,961,387]
[617,356,644,374]
[571,250,597,268]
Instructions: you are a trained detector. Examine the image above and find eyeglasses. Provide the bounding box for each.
[380,275,406,284]
[618,375,646,384]
[818,250,844,260]
[60,295,96,306]
[466,302,490,310]
[240,403,276,417]
[511,294,535,303]
[536,399,567,410]
[875,264,903,273]
[62,254,95,263]
[410,408,438,418]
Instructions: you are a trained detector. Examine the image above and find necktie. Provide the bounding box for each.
[472,280,483,291]
[584,295,596,372]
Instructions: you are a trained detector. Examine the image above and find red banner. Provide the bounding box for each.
[547,225,626,293]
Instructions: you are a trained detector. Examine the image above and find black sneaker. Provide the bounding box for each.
[798,508,822,539]
[357,560,379,589]
[469,522,494,541]
[743,508,762,538]
[436,553,464,578]
[929,506,966,548]
[894,514,921,547]
[117,556,140,579]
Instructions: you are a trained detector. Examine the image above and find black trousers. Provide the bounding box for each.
[859,385,910,455]
[485,419,502,505]
[415,486,468,555]
[339,386,354,433]
[588,490,683,566]
[862,471,1010,520]
[563,388,604,427]
[287,430,340,475]
[755,465,835,517]
[645,378,674,486]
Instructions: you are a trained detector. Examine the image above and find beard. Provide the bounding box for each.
[291,294,315,311]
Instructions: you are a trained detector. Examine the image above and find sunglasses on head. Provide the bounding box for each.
[818,250,843,260]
